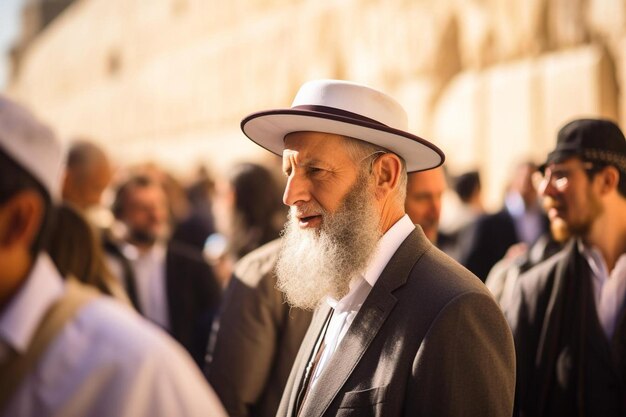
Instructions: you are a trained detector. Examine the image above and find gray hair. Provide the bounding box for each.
[341,135,407,204]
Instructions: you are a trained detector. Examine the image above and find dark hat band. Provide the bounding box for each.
[291,105,386,127]
[582,149,626,173]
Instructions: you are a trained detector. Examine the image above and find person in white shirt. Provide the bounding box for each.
[506,118,626,417]
[240,79,515,417]
[107,174,222,367]
[0,94,226,417]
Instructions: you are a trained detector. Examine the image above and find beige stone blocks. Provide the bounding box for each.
[432,44,618,209]
[6,0,626,203]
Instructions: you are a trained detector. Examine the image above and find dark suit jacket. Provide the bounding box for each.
[505,240,626,417]
[207,239,312,417]
[277,227,516,417]
[460,208,549,281]
[166,241,222,368]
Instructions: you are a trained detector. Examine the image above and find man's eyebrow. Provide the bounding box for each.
[283,157,328,169]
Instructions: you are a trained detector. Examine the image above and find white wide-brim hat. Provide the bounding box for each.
[241,79,444,173]
[0,95,63,199]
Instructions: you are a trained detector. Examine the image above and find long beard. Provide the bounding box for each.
[275,173,381,310]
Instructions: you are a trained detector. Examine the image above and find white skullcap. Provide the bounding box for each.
[0,95,63,200]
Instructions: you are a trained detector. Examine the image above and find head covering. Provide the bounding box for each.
[0,95,63,199]
[240,79,444,173]
[542,118,626,173]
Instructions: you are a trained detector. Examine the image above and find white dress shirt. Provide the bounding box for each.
[0,253,226,417]
[311,214,415,386]
[122,242,170,330]
[580,242,626,340]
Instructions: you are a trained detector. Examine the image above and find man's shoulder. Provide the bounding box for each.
[22,296,226,417]
[476,209,513,228]
[410,244,489,295]
[516,242,573,294]
[233,239,282,288]
[381,238,496,321]
[69,298,187,360]
[167,240,208,265]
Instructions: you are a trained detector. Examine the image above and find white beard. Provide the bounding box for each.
[275,173,381,310]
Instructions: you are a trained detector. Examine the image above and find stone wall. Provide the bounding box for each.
[7,0,626,208]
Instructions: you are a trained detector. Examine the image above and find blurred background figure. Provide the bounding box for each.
[205,162,306,417]
[0,94,226,417]
[46,203,130,303]
[459,161,549,281]
[438,170,485,260]
[106,173,222,368]
[60,138,136,303]
[171,166,217,251]
[404,166,447,244]
[61,138,114,228]
[207,162,286,286]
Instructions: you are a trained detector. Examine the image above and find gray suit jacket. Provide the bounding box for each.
[207,240,312,417]
[277,227,516,417]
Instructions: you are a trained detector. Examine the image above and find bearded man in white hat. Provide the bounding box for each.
[240,79,515,417]
[0,95,226,417]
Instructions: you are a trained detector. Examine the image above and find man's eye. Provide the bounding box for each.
[307,166,324,175]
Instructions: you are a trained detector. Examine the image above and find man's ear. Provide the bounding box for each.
[0,190,45,249]
[372,153,403,200]
[598,166,619,195]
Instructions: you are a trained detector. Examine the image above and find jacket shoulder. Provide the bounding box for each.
[515,243,571,295]
[412,244,493,298]
[233,239,282,288]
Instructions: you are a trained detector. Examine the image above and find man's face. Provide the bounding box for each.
[405,167,446,242]
[276,132,382,309]
[538,157,602,242]
[119,184,169,246]
[282,132,363,229]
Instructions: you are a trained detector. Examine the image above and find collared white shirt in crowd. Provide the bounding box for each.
[311,214,415,386]
[580,241,626,340]
[121,242,170,331]
[0,253,226,417]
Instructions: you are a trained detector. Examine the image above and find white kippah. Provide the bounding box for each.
[0,95,64,199]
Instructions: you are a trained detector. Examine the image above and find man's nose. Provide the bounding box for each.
[283,173,310,207]
[537,177,554,198]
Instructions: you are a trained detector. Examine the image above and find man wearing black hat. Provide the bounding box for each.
[241,79,515,417]
[506,118,626,417]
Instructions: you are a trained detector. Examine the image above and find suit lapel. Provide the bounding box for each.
[299,229,428,417]
[285,303,333,417]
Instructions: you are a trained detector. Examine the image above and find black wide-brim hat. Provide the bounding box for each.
[542,118,626,172]
[240,79,445,173]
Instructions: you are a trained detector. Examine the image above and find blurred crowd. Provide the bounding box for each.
[1,82,625,417]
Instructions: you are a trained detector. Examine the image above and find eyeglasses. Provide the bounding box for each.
[531,162,595,192]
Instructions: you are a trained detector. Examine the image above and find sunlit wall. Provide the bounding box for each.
[7,0,626,208]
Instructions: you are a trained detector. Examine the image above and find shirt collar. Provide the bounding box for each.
[122,241,166,262]
[579,239,626,283]
[326,214,415,312]
[0,253,65,355]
